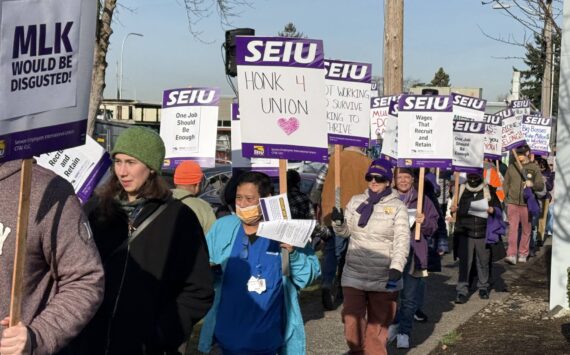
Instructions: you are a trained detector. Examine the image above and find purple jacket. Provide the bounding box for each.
[486,207,506,244]
[403,188,439,270]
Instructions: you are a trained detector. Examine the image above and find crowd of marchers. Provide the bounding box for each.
[0,127,554,355]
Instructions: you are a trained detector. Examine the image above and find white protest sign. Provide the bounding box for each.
[451,93,486,172]
[161,87,220,169]
[397,95,453,169]
[483,113,503,160]
[325,59,371,147]
[236,36,328,162]
[522,115,552,156]
[230,100,279,175]
[380,99,399,164]
[498,108,526,151]
[35,136,111,203]
[510,99,532,119]
[0,0,96,162]
[370,95,399,146]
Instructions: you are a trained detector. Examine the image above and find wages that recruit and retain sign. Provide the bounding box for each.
[0,0,96,162]
[370,95,398,146]
[497,108,526,151]
[324,59,371,147]
[236,36,328,162]
[522,115,552,156]
[483,113,503,160]
[160,87,220,169]
[451,93,486,172]
[396,94,453,169]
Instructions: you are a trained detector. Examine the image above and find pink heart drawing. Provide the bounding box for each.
[277,117,300,135]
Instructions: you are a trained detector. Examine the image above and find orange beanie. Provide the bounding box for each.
[174,160,203,185]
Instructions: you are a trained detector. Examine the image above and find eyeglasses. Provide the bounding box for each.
[240,234,249,260]
[365,174,388,183]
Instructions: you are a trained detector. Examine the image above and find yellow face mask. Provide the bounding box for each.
[236,204,262,225]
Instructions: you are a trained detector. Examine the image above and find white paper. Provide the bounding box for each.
[260,193,292,221]
[468,199,489,219]
[408,208,417,227]
[257,220,316,248]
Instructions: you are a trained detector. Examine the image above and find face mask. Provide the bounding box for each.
[467,178,482,188]
[236,204,262,225]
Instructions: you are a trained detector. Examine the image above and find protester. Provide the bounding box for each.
[332,159,409,355]
[172,160,216,234]
[319,146,371,310]
[389,168,439,349]
[503,145,544,264]
[74,127,214,354]
[536,158,554,244]
[483,159,505,202]
[451,172,501,303]
[0,161,104,355]
[198,171,320,354]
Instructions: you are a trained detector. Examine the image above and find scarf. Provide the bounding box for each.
[356,187,392,227]
[398,188,415,206]
[116,197,147,223]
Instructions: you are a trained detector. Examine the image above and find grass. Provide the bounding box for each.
[441,329,462,347]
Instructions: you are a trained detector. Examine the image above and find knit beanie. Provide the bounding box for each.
[367,158,393,181]
[111,126,165,173]
[174,160,203,185]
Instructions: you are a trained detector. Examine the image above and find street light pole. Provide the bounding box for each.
[119,32,143,100]
[541,0,553,117]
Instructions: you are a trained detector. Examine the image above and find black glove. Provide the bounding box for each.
[388,268,402,282]
[331,207,344,225]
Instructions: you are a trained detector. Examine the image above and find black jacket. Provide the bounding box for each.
[455,185,501,239]
[70,197,214,355]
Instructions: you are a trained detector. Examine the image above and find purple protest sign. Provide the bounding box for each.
[452,120,485,173]
[499,108,526,151]
[76,152,111,203]
[483,113,503,160]
[163,157,216,170]
[162,88,220,108]
[522,115,552,156]
[370,95,399,146]
[325,60,372,83]
[379,99,399,161]
[236,37,324,69]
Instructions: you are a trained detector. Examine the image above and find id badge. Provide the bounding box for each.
[247,276,267,294]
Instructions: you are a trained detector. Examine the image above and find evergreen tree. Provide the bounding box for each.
[429,67,450,87]
[278,22,306,38]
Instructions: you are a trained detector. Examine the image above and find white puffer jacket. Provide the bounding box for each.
[334,190,410,292]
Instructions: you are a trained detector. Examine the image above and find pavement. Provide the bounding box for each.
[300,238,551,354]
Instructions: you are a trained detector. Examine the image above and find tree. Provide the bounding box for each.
[517,32,560,115]
[429,67,450,87]
[87,0,250,135]
[278,22,306,38]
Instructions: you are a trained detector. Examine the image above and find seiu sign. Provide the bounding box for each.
[495,108,514,118]
[452,94,485,110]
[401,95,451,111]
[165,89,217,106]
[325,60,370,81]
[371,95,399,109]
[511,100,531,108]
[389,101,399,116]
[454,120,485,133]
[244,40,318,64]
[12,22,74,59]
[523,116,551,126]
[484,114,502,125]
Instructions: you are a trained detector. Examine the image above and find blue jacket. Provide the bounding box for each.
[198,215,321,355]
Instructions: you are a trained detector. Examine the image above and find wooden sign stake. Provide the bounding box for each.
[414,167,425,241]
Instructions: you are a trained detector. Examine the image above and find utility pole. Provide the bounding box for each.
[541,0,553,117]
[383,0,404,95]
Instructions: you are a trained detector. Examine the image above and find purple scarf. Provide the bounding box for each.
[356,187,393,227]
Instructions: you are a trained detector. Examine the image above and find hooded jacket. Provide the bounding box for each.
[72,195,214,354]
[503,161,544,206]
[0,161,104,355]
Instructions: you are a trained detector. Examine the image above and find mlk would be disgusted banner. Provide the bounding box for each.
[451,93,486,172]
[236,36,328,162]
[397,95,453,169]
[161,87,220,169]
[324,59,371,147]
[0,0,96,162]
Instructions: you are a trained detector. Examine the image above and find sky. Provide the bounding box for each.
[103,0,541,103]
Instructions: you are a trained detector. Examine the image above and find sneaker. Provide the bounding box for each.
[396,333,410,349]
[414,309,428,323]
[518,255,527,263]
[505,255,517,265]
[479,289,489,300]
[455,294,468,304]
[387,324,399,344]
[321,288,334,310]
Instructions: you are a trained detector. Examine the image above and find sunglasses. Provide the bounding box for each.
[239,234,249,260]
[365,174,388,183]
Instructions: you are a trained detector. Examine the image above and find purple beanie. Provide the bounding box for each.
[367,158,393,181]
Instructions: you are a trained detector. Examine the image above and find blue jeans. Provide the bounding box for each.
[321,230,348,289]
[395,255,423,336]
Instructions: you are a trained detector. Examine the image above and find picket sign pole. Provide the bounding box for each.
[496,160,500,173]
[452,171,460,222]
[511,148,525,171]
[414,167,425,241]
[334,145,342,209]
[279,159,290,276]
[9,159,33,326]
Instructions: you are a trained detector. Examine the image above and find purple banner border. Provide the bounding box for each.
[328,134,369,147]
[242,143,328,163]
[162,157,216,170]
[484,153,503,160]
[451,92,487,112]
[162,87,221,108]
[232,167,280,177]
[324,59,372,83]
[452,165,484,174]
[236,36,324,69]
[398,94,453,113]
[77,152,112,204]
[396,158,451,169]
[502,139,527,152]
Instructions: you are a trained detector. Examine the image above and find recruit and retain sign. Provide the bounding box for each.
[522,115,552,156]
[451,93,486,172]
[0,0,96,162]
[483,113,503,160]
[324,59,371,147]
[35,136,111,203]
[397,95,453,168]
[380,99,399,164]
[370,95,398,146]
[231,100,279,176]
[236,36,328,162]
[498,108,526,151]
[160,87,220,169]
